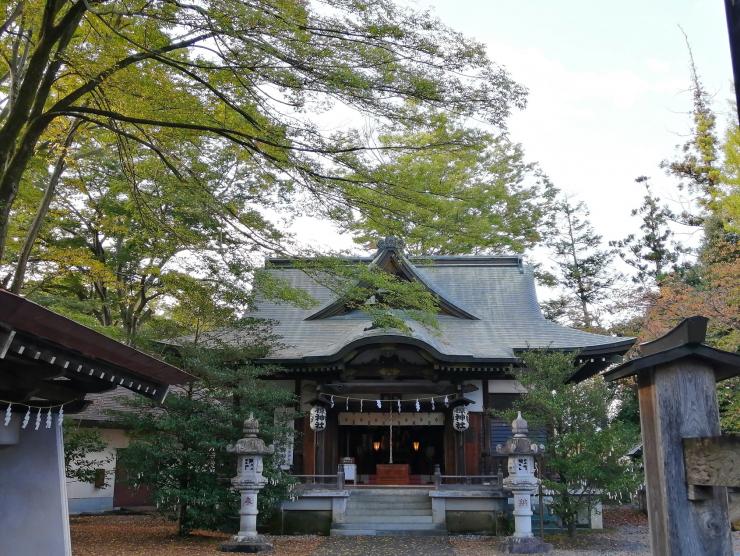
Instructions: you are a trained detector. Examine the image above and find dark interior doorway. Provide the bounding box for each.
[339,425,444,475]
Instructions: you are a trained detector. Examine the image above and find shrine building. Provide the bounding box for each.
[249,237,634,485]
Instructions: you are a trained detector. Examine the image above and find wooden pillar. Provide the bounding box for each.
[605,316,738,556]
[482,379,492,474]
[637,359,730,555]
[302,417,315,475]
[444,417,455,475]
[464,413,482,475]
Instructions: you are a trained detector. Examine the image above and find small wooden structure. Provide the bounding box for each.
[604,316,739,556]
[376,463,410,485]
[0,290,191,556]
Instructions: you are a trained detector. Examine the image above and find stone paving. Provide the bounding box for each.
[70,513,740,555]
[314,536,455,556]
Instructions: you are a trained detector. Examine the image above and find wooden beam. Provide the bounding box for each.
[0,372,82,403]
[0,327,15,358]
[641,316,707,355]
[683,436,740,487]
[5,338,163,400]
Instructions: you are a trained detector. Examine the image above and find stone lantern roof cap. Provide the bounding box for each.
[227,413,274,456]
[243,413,260,436]
[512,411,528,437]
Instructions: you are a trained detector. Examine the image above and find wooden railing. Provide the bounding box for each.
[433,468,504,489]
[290,469,503,490]
[292,471,345,489]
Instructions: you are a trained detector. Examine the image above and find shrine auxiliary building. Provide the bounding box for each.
[251,237,634,484]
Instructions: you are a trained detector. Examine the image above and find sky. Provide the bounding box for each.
[292,0,735,261]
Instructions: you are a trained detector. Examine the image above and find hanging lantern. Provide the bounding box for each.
[309,406,327,431]
[372,440,381,452]
[412,440,421,452]
[452,406,469,432]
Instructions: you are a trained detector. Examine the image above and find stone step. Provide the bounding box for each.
[345,508,432,516]
[330,527,447,537]
[349,489,434,496]
[333,521,442,530]
[347,500,431,509]
[342,515,434,524]
[348,496,431,504]
[331,522,446,536]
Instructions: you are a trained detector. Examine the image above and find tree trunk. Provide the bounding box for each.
[10,119,80,293]
[566,518,576,538]
[0,0,87,262]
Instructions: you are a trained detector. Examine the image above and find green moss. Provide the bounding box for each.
[446,511,497,535]
[281,510,332,535]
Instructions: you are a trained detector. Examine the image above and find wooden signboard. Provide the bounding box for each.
[683,436,740,487]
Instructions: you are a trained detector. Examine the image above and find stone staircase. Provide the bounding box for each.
[330,489,446,536]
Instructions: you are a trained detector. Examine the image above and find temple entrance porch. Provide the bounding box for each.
[339,425,444,484]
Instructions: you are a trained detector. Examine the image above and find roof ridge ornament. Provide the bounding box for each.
[377,236,405,252]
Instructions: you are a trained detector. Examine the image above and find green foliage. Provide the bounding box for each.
[0,0,528,265]
[505,351,640,537]
[717,377,740,434]
[627,64,739,433]
[610,177,686,286]
[291,256,441,333]
[342,115,556,255]
[13,128,291,344]
[660,54,721,221]
[545,199,617,329]
[63,423,113,486]
[718,126,740,235]
[115,337,297,535]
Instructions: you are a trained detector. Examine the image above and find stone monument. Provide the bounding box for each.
[497,411,551,554]
[221,414,274,553]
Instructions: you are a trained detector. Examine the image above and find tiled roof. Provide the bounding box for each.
[71,388,142,423]
[233,244,633,364]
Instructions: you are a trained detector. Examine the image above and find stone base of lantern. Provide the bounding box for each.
[501,536,552,554]
[220,535,273,553]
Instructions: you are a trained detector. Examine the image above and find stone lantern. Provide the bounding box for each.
[221,414,274,553]
[497,411,551,554]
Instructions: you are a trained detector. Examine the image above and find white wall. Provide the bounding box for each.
[0,414,71,556]
[462,380,484,412]
[66,428,129,514]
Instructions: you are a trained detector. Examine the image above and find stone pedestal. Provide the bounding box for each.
[497,412,552,554]
[221,414,274,553]
[221,537,273,553]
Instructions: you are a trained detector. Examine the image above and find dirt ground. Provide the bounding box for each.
[69,507,736,556]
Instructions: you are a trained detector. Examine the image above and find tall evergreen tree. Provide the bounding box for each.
[115,337,296,536]
[610,176,685,286]
[545,198,616,329]
[632,59,739,433]
[660,46,721,227]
